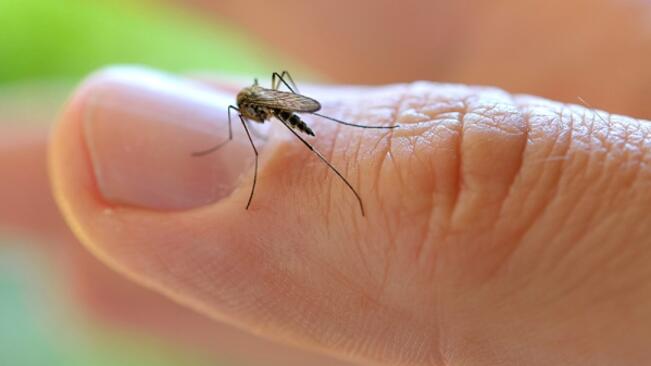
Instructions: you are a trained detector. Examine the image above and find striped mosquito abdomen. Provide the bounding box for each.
[275,110,315,136]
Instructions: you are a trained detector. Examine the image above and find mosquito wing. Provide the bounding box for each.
[249,88,321,113]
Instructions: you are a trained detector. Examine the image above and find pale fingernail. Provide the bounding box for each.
[82,67,251,210]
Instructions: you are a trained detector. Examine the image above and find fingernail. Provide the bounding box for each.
[82,67,252,210]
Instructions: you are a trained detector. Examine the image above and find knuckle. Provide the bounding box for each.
[365,83,532,231]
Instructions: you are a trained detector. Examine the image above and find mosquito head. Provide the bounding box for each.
[236,87,252,107]
[236,86,266,122]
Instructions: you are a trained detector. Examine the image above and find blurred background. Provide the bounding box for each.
[2,0,651,365]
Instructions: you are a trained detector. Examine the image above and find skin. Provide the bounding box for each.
[43,72,651,366]
[2,0,651,365]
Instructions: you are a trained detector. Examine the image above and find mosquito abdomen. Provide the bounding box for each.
[276,110,315,136]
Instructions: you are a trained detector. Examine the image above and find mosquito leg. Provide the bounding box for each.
[310,112,401,130]
[239,114,259,210]
[192,105,238,156]
[280,71,299,93]
[278,119,365,216]
[272,71,299,94]
[245,120,269,141]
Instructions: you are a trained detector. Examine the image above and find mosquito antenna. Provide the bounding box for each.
[279,119,365,216]
[312,112,400,129]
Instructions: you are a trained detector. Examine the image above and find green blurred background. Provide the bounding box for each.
[0,0,299,125]
[0,0,284,83]
[0,1,294,365]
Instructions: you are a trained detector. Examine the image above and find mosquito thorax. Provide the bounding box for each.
[237,85,270,122]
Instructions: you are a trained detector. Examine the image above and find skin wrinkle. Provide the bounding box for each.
[372,86,408,196]
[305,119,376,318]
[374,88,409,302]
[349,109,366,178]
[413,121,461,268]
[400,110,463,271]
[418,115,465,270]
[390,87,439,264]
[370,90,524,364]
[320,86,458,366]
[384,88,466,266]
[522,106,581,275]
[372,155,394,303]
[524,109,593,276]
[620,118,648,193]
[618,116,642,189]
[413,129,436,264]
[299,111,342,221]
[351,86,436,304]
[470,102,528,231]
[495,117,559,286]
[338,110,355,214]
[488,106,571,286]
[537,128,633,310]
[447,98,468,232]
[542,168,596,284]
[377,209,398,303]
[446,98,519,236]
[584,113,628,220]
[329,113,376,288]
[326,87,412,302]
[551,115,650,307]
[315,110,337,232]
[480,112,531,282]
[329,114,366,236]
[544,109,612,288]
[495,99,530,223]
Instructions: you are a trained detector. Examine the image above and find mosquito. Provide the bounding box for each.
[192,71,399,216]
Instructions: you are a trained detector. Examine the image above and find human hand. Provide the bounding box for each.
[47,66,651,365]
